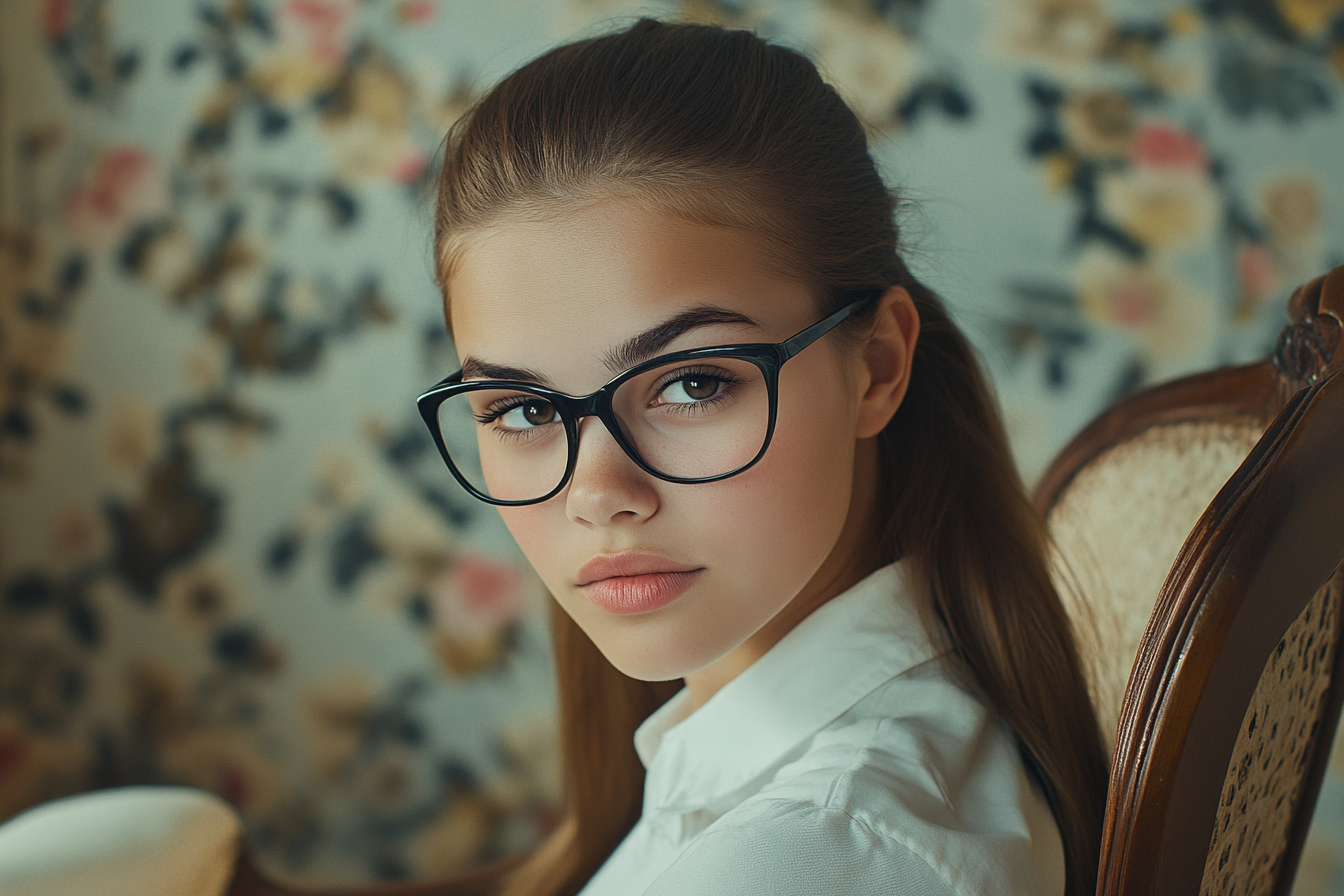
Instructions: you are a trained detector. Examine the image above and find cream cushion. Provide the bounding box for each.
[0,786,241,896]
[1046,417,1266,757]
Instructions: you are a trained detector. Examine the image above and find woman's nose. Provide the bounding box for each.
[564,417,660,526]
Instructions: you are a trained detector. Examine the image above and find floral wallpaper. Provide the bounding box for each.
[0,0,1341,890]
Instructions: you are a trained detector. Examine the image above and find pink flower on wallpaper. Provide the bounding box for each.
[1075,247,1218,365]
[1237,242,1279,300]
[43,0,73,39]
[1130,122,1207,173]
[391,148,428,184]
[397,0,437,26]
[1107,282,1157,326]
[429,555,529,640]
[64,146,169,249]
[277,0,354,68]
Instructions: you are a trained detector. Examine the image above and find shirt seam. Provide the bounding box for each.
[665,797,968,896]
[826,801,967,896]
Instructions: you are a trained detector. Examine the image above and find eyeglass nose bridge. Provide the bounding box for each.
[548,381,655,492]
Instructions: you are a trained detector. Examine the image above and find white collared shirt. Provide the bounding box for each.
[577,561,1066,896]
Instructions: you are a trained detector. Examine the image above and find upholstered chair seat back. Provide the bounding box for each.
[1044,417,1267,756]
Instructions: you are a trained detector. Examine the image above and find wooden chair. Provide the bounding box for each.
[1037,265,1344,895]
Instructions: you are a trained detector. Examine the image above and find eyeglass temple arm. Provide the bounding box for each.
[777,295,877,362]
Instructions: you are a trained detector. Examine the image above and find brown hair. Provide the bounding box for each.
[434,18,1108,896]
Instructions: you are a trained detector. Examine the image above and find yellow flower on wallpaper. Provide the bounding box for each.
[1099,168,1220,249]
[101,396,163,477]
[374,493,457,581]
[1061,89,1136,159]
[1263,176,1323,245]
[137,226,196,295]
[251,52,341,105]
[1001,0,1112,69]
[1277,0,1344,37]
[1261,175,1326,288]
[1099,122,1220,250]
[321,54,425,183]
[251,0,354,105]
[812,5,916,130]
[1,295,67,393]
[305,675,375,782]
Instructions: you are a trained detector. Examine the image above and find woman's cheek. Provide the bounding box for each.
[494,505,567,594]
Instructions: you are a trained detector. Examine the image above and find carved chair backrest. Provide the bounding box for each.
[1036,268,1344,756]
[1101,364,1344,895]
[1039,265,1344,896]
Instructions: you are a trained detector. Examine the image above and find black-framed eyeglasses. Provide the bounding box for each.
[416,295,875,506]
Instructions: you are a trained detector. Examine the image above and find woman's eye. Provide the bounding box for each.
[661,375,721,403]
[499,400,557,428]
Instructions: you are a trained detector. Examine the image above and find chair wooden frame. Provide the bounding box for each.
[1035,266,1344,896]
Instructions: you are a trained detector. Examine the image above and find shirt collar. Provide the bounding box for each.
[634,559,939,816]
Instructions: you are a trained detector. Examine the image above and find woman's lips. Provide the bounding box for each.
[580,570,702,615]
[576,553,703,615]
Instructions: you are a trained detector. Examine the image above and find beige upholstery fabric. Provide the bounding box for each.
[1199,564,1343,896]
[0,786,241,896]
[1046,417,1266,756]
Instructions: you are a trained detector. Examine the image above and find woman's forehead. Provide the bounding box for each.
[446,200,816,380]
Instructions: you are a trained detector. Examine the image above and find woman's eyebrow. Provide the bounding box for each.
[459,358,553,384]
[459,304,761,384]
[600,304,761,372]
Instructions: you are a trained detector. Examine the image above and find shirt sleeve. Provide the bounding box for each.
[642,798,957,896]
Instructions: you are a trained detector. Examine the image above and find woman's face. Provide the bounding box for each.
[447,199,878,687]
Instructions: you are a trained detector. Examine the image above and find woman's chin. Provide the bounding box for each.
[589,636,728,684]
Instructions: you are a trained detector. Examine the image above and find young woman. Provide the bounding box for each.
[417,18,1108,896]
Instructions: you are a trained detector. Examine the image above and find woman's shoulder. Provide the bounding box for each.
[644,796,959,896]
[661,657,1067,895]
[776,654,1013,808]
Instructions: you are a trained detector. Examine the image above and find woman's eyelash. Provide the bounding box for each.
[476,396,537,423]
[652,366,745,392]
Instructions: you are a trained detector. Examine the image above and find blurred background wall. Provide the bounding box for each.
[0,0,1342,889]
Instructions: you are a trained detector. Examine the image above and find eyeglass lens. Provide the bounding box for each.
[436,356,771,502]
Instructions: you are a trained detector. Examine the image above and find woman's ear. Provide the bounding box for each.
[854,286,919,439]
